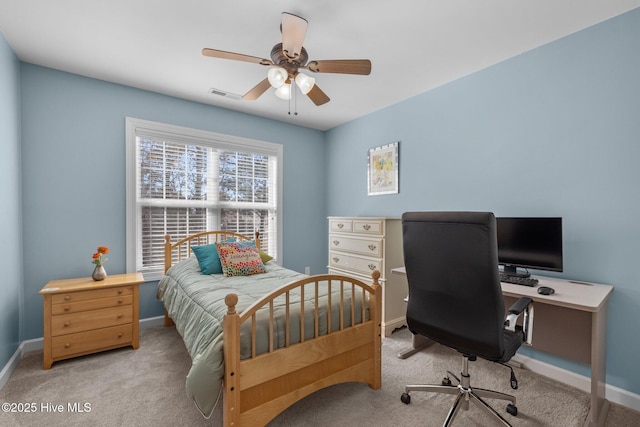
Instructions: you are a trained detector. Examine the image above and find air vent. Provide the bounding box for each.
[208,88,242,101]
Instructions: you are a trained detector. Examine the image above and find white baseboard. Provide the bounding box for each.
[512,353,640,412]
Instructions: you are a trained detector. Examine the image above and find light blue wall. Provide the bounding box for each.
[19,64,327,340]
[0,32,23,368]
[326,9,640,394]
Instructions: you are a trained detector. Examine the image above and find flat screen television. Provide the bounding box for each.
[496,217,563,278]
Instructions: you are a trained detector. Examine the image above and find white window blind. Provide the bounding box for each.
[126,118,282,280]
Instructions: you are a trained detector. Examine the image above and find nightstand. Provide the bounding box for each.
[39,272,144,369]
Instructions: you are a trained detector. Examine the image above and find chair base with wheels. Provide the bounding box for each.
[401,354,518,427]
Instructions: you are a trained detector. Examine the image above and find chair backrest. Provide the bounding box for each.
[402,211,506,360]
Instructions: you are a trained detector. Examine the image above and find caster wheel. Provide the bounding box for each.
[442,377,452,386]
[401,393,411,404]
[506,403,518,416]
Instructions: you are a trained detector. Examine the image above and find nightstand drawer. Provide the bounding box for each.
[51,324,133,359]
[52,306,133,336]
[51,295,133,315]
[329,235,383,257]
[51,286,133,304]
[329,251,382,276]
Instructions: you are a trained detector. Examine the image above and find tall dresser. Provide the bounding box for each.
[327,217,407,336]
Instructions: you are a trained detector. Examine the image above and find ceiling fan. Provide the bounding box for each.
[202,12,371,106]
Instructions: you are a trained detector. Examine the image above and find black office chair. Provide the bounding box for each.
[400,212,533,427]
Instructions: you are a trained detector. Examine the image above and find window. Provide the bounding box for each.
[126,118,282,280]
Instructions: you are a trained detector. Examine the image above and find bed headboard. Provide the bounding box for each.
[164,231,261,274]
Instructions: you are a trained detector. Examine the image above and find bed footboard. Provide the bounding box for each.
[223,271,382,427]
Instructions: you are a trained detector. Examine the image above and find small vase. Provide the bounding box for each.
[92,265,107,281]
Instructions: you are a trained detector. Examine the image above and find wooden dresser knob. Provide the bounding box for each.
[64,343,71,348]
[63,306,70,311]
[64,321,71,327]
[117,290,123,294]
[117,299,123,304]
[117,314,123,319]
[64,296,71,301]
[117,333,123,338]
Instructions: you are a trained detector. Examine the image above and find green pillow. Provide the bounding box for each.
[259,250,273,264]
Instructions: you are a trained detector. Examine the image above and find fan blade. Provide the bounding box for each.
[306,59,371,75]
[281,12,308,60]
[243,78,272,101]
[202,48,273,66]
[306,84,330,106]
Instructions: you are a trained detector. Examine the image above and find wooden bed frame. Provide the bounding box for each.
[163,231,382,427]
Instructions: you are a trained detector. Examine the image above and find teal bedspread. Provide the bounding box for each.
[157,258,363,418]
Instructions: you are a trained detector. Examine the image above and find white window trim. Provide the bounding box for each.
[125,117,283,281]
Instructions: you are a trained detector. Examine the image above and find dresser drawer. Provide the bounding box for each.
[51,286,133,304]
[51,295,132,315]
[51,324,133,359]
[51,306,133,336]
[329,251,382,277]
[352,219,384,235]
[329,235,383,257]
[329,218,353,233]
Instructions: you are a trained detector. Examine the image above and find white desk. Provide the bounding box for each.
[391,267,613,427]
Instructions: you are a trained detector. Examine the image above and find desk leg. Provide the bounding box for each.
[397,333,434,359]
[584,305,609,427]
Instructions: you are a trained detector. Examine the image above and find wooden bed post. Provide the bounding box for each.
[223,293,240,427]
[163,234,176,327]
[370,269,382,390]
[164,234,172,274]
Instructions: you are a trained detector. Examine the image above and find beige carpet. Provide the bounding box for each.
[1,326,638,426]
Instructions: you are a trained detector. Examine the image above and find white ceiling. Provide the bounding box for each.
[2,1,639,130]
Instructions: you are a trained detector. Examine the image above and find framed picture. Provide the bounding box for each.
[367,141,399,195]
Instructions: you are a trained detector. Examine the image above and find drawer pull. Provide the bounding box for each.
[117,333,123,338]
[117,299,123,304]
[362,224,371,231]
[117,290,123,295]
[333,257,340,263]
[64,321,71,327]
[64,343,71,349]
[368,264,377,270]
[117,314,123,319]
[368,244,377,251]
[333,240,340,246]
[63,306,70,311]
[337,223,344,229]
[64,296,71,301]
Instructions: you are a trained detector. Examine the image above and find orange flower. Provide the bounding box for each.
[91,246,109,267]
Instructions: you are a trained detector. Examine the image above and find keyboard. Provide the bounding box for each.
[499,274,539,287]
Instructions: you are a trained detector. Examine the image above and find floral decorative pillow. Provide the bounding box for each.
[216,241,266,277]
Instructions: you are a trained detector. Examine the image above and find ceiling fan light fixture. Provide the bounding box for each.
[295,72,315,95]
[275,83,292,100]
[267,67,288,88]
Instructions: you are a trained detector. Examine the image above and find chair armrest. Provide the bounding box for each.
[504,297,534,344]
[508,297,533,315]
